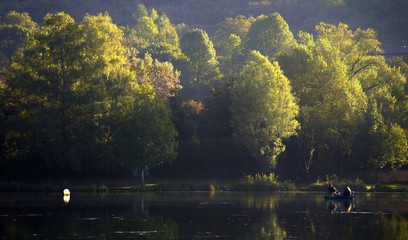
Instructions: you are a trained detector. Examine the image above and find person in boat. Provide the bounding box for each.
[328,184,338,195]
[343,185,352,196]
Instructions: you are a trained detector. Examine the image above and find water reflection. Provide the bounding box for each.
[0,192,407,239]
[327,199,354,213]
[373,213,408,239]
[63,195,70,203]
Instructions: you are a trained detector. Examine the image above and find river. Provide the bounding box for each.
[0,192,407,239]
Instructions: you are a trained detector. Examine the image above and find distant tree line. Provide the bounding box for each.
[1,4,408,181]
[1,0,407,47]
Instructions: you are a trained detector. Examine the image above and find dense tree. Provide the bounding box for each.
[218,34,243,76]
[130,16,158,50]
[124,9,188,92]
[111,84,178,185]
[180,28,222,99]
[1,2,408,180]
[244,13,296,59]
[230,51,299,169]
[154,13,179,47]
[3,12,127,176]
[277,23,408,176]
[0,11,184,180]
[2,11,37,29]
[4,13,87,173]
[214,15,254,56]
[126,10,181,59]
[0,11,37,69]
[129,53,182,102]
[352,99,408,170]
[132,2,149,21]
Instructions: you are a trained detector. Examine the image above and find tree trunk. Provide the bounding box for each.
[305,148,315,174]
[140,168,145,187]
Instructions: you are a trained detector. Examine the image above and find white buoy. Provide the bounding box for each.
[63,188,70,196]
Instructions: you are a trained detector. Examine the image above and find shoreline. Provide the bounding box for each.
[1,178,407,193]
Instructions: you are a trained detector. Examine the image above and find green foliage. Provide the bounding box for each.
[180,28,222,86]
[1,12,178,178]
[2,11,37,29]
[373,213,408,240]
[129,53,182,102]
[1,2,408,180]
[352,101,408,170]
[244,13,296,59]
[0,11,37,69]
[241,173,296,191]
[230,51,299,169]
[277,22,408,176]
[214,15,254,56]
[132,3,148,21]
[218,34,243,76]
[126,12,182,63]
[313,174,366,192]
[111,84,178,172]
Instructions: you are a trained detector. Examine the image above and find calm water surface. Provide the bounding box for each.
[0,191,407,239]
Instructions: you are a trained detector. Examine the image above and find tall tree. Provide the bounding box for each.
[230,51,299,169]
[0,11,37,69]
[129,53,182,102]
[214,15,255,56]
[244,13,296,59]
[5,12,85,172]
[112,84,178,186]
[125,10,185,68]
[277,23,407,175]
[3,12,130,175]
[180,28,222,99]
[218,34,243,76]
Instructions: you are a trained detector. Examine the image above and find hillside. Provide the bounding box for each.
[0,0,407,47]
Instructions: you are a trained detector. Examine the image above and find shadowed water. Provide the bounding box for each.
[0,192,407,239]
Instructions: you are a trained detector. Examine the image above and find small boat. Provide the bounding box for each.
[324,194,354,200]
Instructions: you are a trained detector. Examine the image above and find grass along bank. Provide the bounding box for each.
[0,173,407,193]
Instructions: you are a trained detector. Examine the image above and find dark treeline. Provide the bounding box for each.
[1,0,407,47]
[1,1,408,182]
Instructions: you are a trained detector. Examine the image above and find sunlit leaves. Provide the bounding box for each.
[0,11,37,69]
[230,51,299,169]
[180,28,222,86]
[278,22,408,173]
[214,15,254,56]
[4,12,124,173]
[244,13,296,59]
[129,53,182,102]
[112,84,178,171]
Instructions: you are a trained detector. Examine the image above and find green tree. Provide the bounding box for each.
[130,16,158,50]
[125,10,184,65]
[244,13,296,59]
[2,11,37,29]
[112,84,178,186]
[154,14,179,47]
[277,23,407,175]
[0,11,37,69]
[3,12,130,175]
[214,15,255,56]
[129,53,182,102]
[230,51,299,169]
[4,12,85,172]
[132,2,149,21]
[352,99,408,170]
[180,28,222,88]
[219,34,242,76]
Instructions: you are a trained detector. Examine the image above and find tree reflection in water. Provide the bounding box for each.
[373,213,408,240]
[0,192,408,239]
